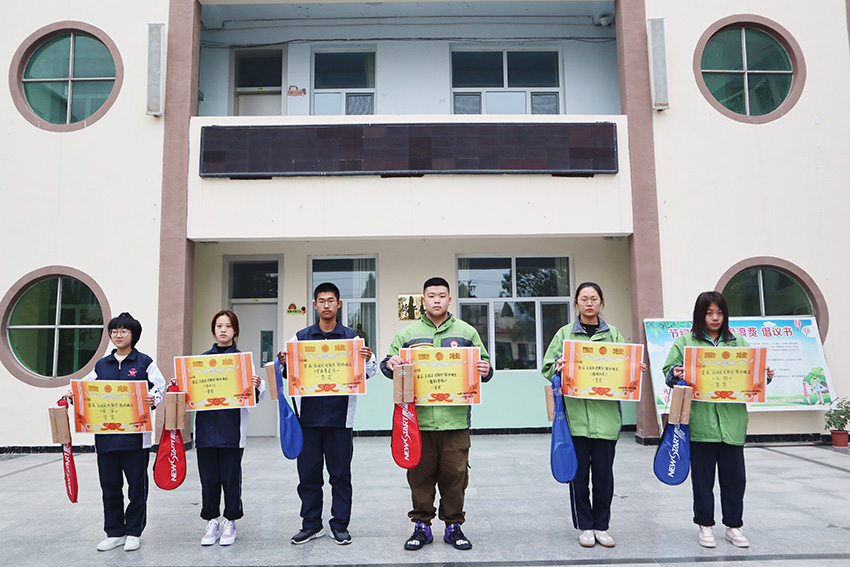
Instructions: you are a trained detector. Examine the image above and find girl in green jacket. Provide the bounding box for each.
[663,291,773,549]
[542,282,644,549]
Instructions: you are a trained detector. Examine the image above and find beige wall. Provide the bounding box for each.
[648,0,850,435]
[0,1,169,446]
[187,115,633,241]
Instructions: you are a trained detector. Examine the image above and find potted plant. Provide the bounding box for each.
[824,397,850,447]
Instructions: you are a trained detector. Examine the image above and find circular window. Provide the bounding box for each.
[694,16,805,123]
[716,257,828,340]
[0,267,111,387]
[9,22,123,132]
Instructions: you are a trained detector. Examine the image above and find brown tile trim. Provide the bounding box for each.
[692,15,806,124]
[616,0,663,440]
[715,257,829,341]
[7,21,124,132]
[0,266,112,387]
[156,0,201,442]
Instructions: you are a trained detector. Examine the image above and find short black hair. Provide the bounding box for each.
[691,291,733,341]
[423,277,450,294]
[313,282,341,301]
[108,312,142,347]
[574,282,605,307]
[211,310,240,345]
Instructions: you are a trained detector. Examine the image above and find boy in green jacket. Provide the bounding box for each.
[381,277,492,551]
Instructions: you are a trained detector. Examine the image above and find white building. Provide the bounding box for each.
[1,0,846,447]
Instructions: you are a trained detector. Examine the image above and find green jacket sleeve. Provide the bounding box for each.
[662,335,686,386]
[541,326,568,380]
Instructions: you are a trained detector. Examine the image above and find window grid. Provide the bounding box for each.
[21,32,115,125]
[7,277,103,378]
[312,51,376,116]
[457,256,572,371]
[310,256,379,352]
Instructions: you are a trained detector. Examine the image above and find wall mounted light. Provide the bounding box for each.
[647,18,669,110]
[146,23,165,116]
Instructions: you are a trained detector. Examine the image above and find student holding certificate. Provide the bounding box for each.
[663,291,773,549]
[281,283,377,546]
[542,282,643,549]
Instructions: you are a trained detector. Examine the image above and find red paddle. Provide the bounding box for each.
[153,383,187,490]
[391,401,421,469]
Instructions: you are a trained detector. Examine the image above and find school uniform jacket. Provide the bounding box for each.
[380,313,493,431]
[85,348,166,452]
[663,332,750,446]
[288,322,377,429]
[194,344,266,449]
[541,317,625,441]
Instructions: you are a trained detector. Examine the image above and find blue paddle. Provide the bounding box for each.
[550,374,577,483]
[274,357,303,459]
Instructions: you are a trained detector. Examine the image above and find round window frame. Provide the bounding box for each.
[0,266,111,387]
[8,21,124,132]
[693,15,806,124]
[716,257,827,341]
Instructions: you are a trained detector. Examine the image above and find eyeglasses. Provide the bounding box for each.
[577,298,600,305]
[315,299,337,306]
[110,329,130,337]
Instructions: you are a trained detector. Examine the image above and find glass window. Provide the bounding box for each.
[458,256,571,370]
[236,52,282,88]
[311,257,378,351]
[21,32,116,125]
[451,50,560,115]
[6,276,103,378]
[231,262,278,299]
[700,26,793,117]
[313,52,376,116]
[723,267,812,317]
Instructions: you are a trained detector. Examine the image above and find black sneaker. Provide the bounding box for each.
[404,521,433,551]
[330,528,352,545]
[444,522,472,550]
[290,527,324,545]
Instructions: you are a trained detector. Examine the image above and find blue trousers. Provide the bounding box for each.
[297,427,353,531]
[690,441,746,527]
[97,449,149,537]
[197,447,244,521]
[568,436,616,531]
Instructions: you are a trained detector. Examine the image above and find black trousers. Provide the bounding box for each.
[569,436,616,531]
[97,449,149,537]
[197,447,244,521]
[690,441,746,528]
[297,427,353,531]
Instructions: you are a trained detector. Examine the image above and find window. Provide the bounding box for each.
[457,256,571,370]
[231,262,278,299]
[311,257,377,351]
[234,50,283,116]
[0,267,110,386]
[452,51,560,115]
[694,16,805,123]
[10,22,122,131]
[313,52,375,115]
[723,267,812,317]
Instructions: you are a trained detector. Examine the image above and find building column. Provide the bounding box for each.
[616,0,663,443]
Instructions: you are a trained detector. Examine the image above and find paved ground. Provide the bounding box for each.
[1,433,849,567]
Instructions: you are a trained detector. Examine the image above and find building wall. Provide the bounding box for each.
[648,0,850,435]
[192,236,634,431]
[0,1,169,446]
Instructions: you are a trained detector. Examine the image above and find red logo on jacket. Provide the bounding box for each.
[128,368,138,377]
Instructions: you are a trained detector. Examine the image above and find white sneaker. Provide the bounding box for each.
[123,536,140,552]
[579,530,595,547]
[594,530,615,547]
[725,527,749,548]
[220,520,236,546]
[202,519,220,546]
[97,536,126,551]
[699,525,716,548]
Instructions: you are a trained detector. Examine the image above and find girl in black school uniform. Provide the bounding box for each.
[194,310,265,546]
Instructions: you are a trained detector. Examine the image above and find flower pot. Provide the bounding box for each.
[830,430,849,448]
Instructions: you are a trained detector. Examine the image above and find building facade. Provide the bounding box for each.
[2,0,847,447]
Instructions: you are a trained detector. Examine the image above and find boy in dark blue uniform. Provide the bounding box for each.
[279,283,377,545]
[80,312,165,552]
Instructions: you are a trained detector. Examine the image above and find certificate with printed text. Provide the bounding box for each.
[286,338,366,396]
[562,340,644,401]
[684,346,767,403]
[70,380,152,434]
[400,347,481,405]
[174,353,256,411]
